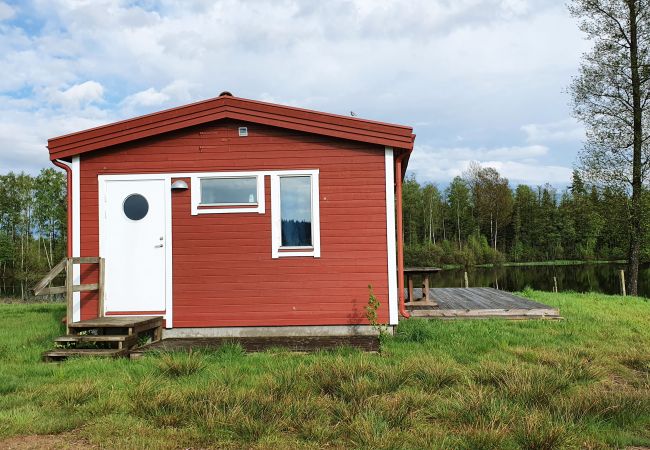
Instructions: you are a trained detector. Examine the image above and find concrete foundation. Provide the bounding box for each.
[163,324,393,338]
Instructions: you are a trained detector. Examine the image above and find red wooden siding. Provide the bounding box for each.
[78,120,390,327]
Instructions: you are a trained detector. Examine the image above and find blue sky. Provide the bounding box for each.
[0,0,589,187]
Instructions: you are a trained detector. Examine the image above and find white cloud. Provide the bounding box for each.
[120,80,198,113]
[0,109,109,174]
[122,87,170,109]
[408,144,572,186]
[46,81,105,109]
[522,118,584,143]
[0,1,15,21]
[0,0,585,184]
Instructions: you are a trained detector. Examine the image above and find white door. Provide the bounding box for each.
[101,178,167,313]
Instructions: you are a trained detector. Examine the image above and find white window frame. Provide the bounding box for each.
[191,172,265,215]
[271,170,320,258]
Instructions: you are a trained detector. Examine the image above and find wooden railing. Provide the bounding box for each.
[33,257,105,328]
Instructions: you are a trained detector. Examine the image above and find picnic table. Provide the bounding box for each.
[404,267,442,302]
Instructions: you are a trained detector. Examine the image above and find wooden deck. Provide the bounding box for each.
[131,335,380,358]
[406,287,560,319]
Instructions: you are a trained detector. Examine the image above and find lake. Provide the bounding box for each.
[431,262,650,298]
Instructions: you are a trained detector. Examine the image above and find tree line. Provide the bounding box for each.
[402,164,650,268]
[0,170,67,298]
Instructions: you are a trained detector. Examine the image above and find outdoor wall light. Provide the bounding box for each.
[171,180,189,190]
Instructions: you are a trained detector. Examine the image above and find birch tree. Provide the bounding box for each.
[569,0,650,295]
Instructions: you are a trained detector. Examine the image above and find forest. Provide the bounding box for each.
[0,164,648,298]
[0,169,67,298]
[402,164,650,268]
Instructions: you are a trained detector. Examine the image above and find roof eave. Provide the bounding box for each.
[48,96,414,160]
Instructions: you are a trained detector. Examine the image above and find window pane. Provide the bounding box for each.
[280,176,312,247]
[201,177,257,204]
[123,194,148,221]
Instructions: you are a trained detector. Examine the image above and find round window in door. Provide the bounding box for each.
[123,194,149,220]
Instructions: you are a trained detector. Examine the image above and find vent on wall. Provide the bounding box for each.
[238,127,248,137]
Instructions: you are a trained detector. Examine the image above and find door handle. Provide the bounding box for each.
[155,244,164,248]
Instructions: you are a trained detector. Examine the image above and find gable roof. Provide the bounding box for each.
[47,94,415,160]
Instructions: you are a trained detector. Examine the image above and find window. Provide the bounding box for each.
[190,173,265,215]
[200,177,257,205]
[280,176,312,247]
[271,170,320,258]
[123,194,149,221]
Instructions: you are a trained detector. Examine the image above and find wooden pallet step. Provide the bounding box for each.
[67,316,162,330]
[54,334,137,343]
[42,348,129,362]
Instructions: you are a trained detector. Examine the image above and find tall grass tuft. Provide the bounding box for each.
[47,381,100,409]
[514,410,571,450]
[214,341,245,359]
[396,319,435,343]
[552,383,650,425]
[473,362,570,407]
[458,423,510,450]
[156,350,207,377]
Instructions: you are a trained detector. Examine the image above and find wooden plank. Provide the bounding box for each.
[72,256,101,264]
[54,334,137,343]
[65,258,73,330]
[410,308,560,318]
[403,267,442,273]
[407,276,414,302]
[37,286,67,295]
[32,258,67,295]
[98,257,105,317]
[68,316,163,329]
[72,283,99,292]
[43,348,129,362]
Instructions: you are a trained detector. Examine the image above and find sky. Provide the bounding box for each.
[0,0,590,187]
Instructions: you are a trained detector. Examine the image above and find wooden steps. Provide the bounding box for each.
[43,348,130,362]
[53,334,138,349]
[43,316,163,362]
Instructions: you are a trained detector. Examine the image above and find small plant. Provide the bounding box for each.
[215,341,246,359]
[519,286,535,298]
[365,284,388,336]
[137,333,152,347]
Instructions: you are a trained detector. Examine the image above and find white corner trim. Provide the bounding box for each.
[271,175,281,258]
[164,177,173,328]
[385,147,398,325]
[72,156,81,323]
[190,172,265,215]
[270,170,320,259]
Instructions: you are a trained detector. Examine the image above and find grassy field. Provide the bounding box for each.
[0,291,649,449]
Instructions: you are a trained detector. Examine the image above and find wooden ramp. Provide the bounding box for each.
[406,287,560,319]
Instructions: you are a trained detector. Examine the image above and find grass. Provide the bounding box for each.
[0,292,649,449]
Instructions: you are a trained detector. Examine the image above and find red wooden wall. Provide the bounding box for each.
[78,120,390,327]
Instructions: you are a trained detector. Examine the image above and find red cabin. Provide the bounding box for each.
[47,93,414,336]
